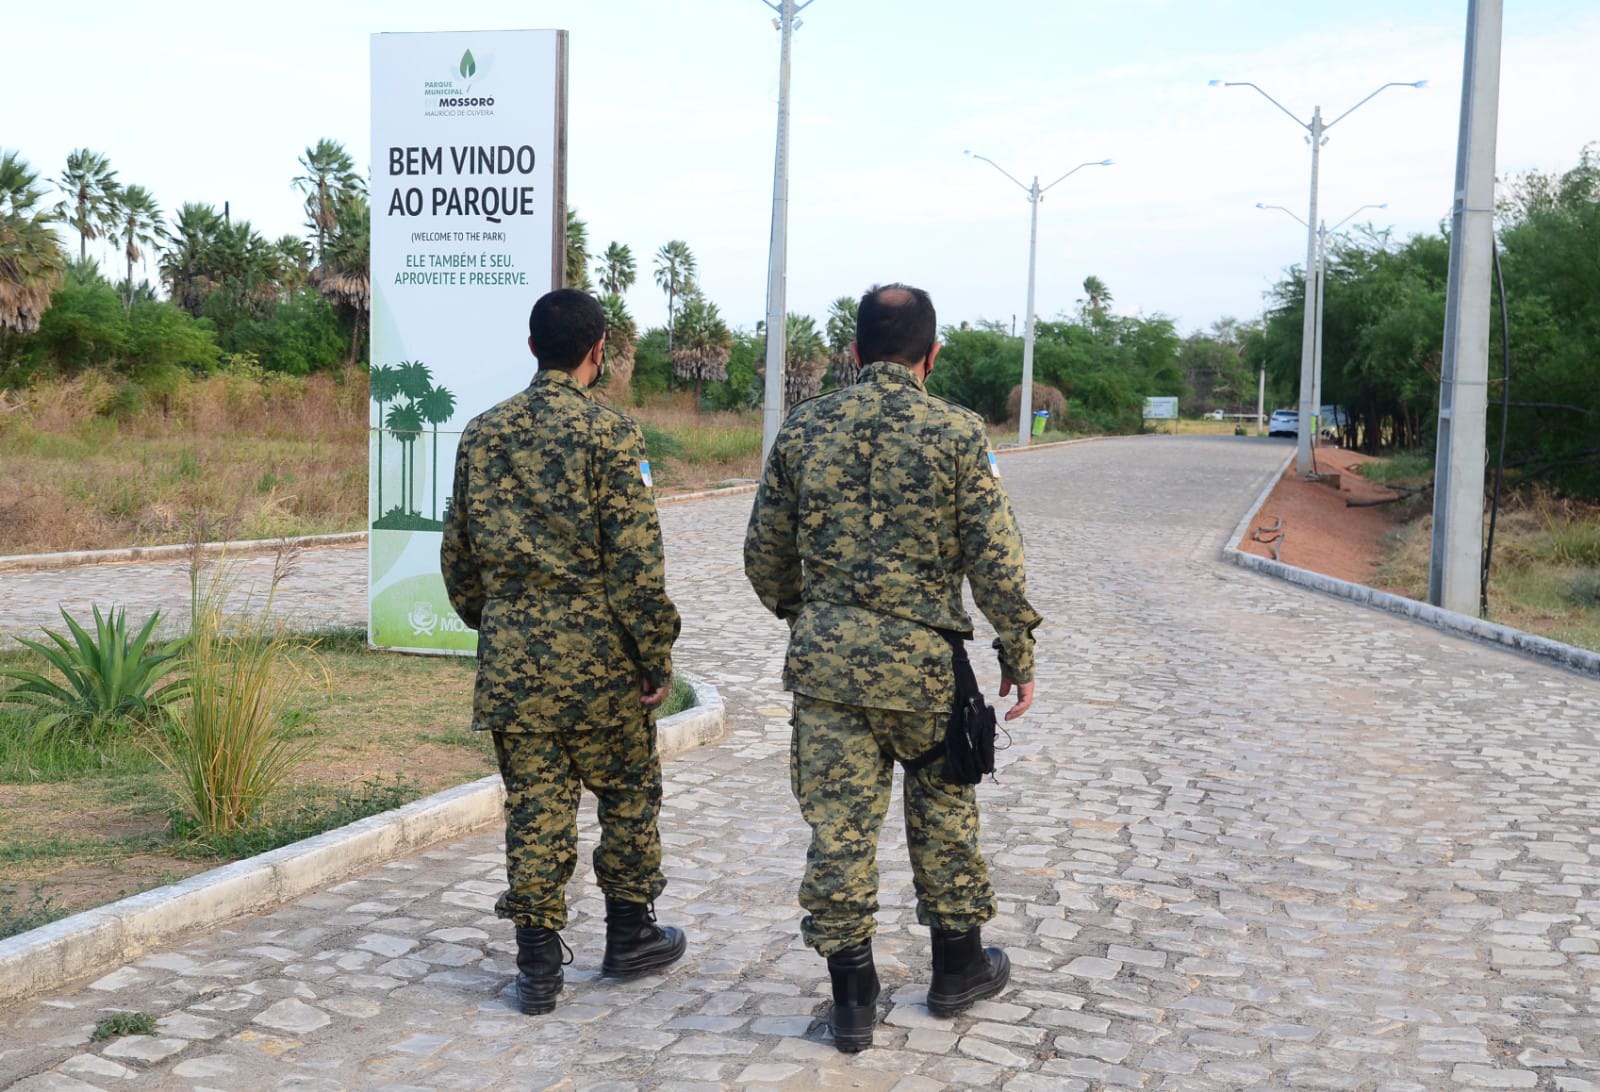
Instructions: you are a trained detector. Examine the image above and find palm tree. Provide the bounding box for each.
[160,203,225,316]
[207,218,283,316]
[600,292,638,401]
[825,295,860,387]
[368,363,402,518]
[597,242,635,296]
[653,240,696,351]
[293,139,362,266]
[53,149,119,262]
[275,235,312,295]
[669,294,731,406]
[1079,275,1113,319]
[312,196,370,364]
[417,383,457,521]
[783,313,828,410]
[565,208,591,291]
[111,185,164,312]
[0,151,68,337]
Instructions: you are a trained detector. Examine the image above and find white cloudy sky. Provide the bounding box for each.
[9,0,1597,335]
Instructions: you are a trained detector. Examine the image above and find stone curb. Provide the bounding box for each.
[1222,453,1600,679]
[0,672,726,1007]
[0,532,370,574]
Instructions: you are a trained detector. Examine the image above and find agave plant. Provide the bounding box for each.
[0,606,188,735]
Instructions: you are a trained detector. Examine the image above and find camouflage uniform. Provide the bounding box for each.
[744,361,1042,956]
[441,367,680,930]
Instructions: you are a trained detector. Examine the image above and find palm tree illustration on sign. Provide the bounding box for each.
[418,383,457,521]
[370,359,456,532]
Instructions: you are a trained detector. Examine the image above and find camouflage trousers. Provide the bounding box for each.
[791,693,997,956]
[491,710,666,930]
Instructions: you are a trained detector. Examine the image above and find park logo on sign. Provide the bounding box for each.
[423,49,498,118]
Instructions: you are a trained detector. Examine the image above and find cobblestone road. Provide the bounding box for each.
[4,436,1598,1090]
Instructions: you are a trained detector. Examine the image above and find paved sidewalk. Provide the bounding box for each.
[4,436,1599,1090]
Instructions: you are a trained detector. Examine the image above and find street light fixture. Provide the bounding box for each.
[1214,77,1425,474]
[965,150,1113,447]
[1257,201,1387,449]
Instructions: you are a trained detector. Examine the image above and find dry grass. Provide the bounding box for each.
[0,371,368,555]
[626,393,764,491]
[2,377,773,554]
[1374,487,1600,652]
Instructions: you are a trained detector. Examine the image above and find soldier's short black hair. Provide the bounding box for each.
[856,283,937,366]
[528,289,606,370]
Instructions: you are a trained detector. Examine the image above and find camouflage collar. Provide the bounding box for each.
[530,367,589,397]
[860,361,923,388]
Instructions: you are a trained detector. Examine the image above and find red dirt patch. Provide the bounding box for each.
[1237,444,1406,586]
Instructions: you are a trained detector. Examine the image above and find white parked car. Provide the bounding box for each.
[1267,409,1299,437]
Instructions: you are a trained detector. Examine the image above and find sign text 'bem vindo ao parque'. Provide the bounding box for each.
[368,29,567,653]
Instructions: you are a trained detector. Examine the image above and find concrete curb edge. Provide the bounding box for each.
[0,533,369,574]
[0,672,727,1006]
[1221,454,1600,679]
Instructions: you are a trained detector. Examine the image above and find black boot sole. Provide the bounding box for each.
[830,1005,877,1053]
[517,977,563,1015]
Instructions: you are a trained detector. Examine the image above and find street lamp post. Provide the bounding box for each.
[1257,201,1386,451]
[759,0,814,461]
[1214,78,1425,475]
[965,152,1111,447]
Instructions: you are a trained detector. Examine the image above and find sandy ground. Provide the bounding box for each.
[1235,441,1406,586]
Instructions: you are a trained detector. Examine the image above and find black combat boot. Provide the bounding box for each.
[825,941,880,1053]
[600,896,687,978]
[513,926,565,1015]
[927,926,1010,1016]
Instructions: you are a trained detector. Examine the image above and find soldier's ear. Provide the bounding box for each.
[849,342,863,367]
[527,336,539,359]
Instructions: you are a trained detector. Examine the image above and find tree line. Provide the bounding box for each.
[6,134,1593,501]
[1250,143,1598,498]
[0,141,370,393]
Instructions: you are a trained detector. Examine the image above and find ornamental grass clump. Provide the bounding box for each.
[153,549,323,838]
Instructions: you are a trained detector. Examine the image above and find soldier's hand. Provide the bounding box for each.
[640,676,670,706]
[999,678,1034,721]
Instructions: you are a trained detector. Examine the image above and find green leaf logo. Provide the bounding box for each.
[460,50,476,79]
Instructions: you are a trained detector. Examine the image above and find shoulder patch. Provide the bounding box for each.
[640,460,653,487]
[988,450,1001,478]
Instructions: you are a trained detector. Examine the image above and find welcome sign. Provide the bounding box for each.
[368,29,567,652]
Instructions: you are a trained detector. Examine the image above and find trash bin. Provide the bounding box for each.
[1031,410,1049,437]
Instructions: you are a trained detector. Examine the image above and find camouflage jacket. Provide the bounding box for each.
[440,368,680,733]
[743,361,1042,713]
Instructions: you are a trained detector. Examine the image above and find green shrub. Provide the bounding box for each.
[0,607,188,737]
[152,558,323,837]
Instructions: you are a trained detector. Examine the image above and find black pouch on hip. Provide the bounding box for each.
[905,629,997,785]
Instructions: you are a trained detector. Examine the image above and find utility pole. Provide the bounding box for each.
[965,152,1111,447]
[1298,107,1323,474]
[1430,0,1503,614]
[759,0,813,461]
[1213,78,1425,475]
